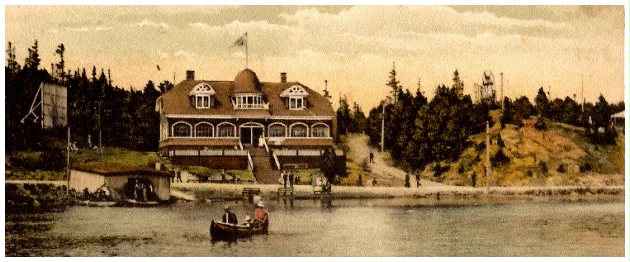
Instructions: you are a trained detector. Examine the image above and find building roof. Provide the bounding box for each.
[233,69,262,93]
[158,69,335,118]
[73,163,170,177]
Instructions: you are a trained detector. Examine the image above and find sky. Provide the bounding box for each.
[4,5,628,110]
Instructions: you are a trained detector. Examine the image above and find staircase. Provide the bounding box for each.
[248,147,280,184]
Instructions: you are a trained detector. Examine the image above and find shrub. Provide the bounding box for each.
[475,142,486,152]
[491,149,510,167]
[539,161,548,174]
[433,163,450,177]
[496,134,505,148]
[534,118,547,130]
[557,164,567,173]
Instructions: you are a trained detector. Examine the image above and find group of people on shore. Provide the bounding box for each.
[279,171,299,188]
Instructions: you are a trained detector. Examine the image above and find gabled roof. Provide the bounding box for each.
[280,85,309,97]
[158,70,335,118]
[188,83,216,96]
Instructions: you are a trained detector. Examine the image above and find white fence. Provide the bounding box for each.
[273,149,344,157]
[169,149,247,157]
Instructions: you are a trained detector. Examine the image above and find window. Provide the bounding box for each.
[312,124,329,137]
[218,124,236,137]
[196,95,210,109]
[290,124,307,137]
[234,94,266,109]
[195,123,213,137]
[268,124,286,137]
[173,122,191,137]
[289,97,304,110]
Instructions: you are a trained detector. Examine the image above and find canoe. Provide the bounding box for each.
[209,220,268,240]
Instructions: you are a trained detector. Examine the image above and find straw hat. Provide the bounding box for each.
[223,205,230,211]
[256,201,264,207]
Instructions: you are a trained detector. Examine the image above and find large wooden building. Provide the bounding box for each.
[155,69,342,183]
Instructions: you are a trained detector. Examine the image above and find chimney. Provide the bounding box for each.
[186,70,195,81]
[280,72,287,83]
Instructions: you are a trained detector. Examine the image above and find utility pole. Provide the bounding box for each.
[582,74,586,113]
[500,72,504,111]
[67,127,70,193]
[380,100,386,152]
[486,120,491,188]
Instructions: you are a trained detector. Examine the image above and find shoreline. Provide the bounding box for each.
[5,180,625,207]
[170,182,625,203]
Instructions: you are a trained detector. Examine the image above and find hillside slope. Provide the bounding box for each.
[426,110,624,187]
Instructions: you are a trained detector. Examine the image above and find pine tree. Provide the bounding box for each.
[24,40,41,70]
[386,62,401,103]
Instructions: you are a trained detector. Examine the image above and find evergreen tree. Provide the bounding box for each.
[534,87,549,118]
[386,62,401,103]
[336,95,351,135]
[24,40,40,70]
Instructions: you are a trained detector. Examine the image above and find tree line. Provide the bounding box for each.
[337,64,624,173]
[6,40,173,156]
[338,66,489,171]
[502,87,623,144]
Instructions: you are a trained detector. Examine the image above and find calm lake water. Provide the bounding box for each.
[5,198,625,257]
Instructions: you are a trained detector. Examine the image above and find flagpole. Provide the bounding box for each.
[245,32,248,69]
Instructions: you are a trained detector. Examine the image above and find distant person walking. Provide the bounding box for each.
[404,173,411,188]
[176,171,182,183]
[283,171,288,188]
[288,172,294,188]
[357,174,363,186]
[416,174,421,187]
[369,151,374,163]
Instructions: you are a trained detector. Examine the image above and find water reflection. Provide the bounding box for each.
[5,199,624,256]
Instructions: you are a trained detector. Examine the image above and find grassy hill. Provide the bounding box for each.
[423,110,624,187]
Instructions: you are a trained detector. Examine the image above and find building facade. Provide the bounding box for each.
[156,69,340,183]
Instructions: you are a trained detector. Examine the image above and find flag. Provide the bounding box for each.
[233,33,246,47]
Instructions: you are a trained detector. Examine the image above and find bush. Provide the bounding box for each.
[539,161,548,174]
[491,149,510,166]
[433,163,450,177]
[475,142,486,152]
[457,163,465,174]
[557,164,567,173]
[496,134,505,148]
[534,118,547,130]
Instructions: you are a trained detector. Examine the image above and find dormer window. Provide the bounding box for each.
[189,83,215,109]
[280,85,309,110]
[196,95,210,108]
[233,94,268,109]
[289,97,303,110]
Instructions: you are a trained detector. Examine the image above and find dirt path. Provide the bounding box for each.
[344,134,460,189]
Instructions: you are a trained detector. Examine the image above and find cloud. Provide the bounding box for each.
[133,19,170,29]
[233,52,246,58]
[174,50,196,60]
[65,27,90,32]
[95,26,113,31]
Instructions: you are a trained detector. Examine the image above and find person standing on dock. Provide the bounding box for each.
[369,151,374,163]
[416,174,421,187]
[404,173,411,188]
[176,171,182,183]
